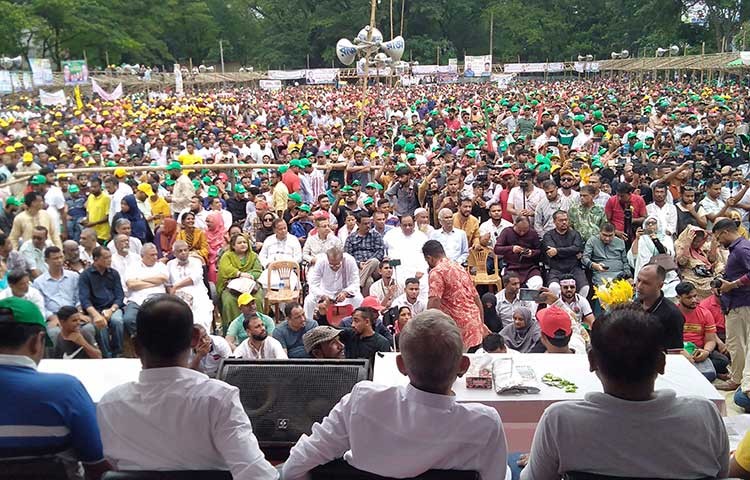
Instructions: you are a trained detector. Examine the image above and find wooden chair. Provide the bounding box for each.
[264,260,301,320]
[467,246,503,292]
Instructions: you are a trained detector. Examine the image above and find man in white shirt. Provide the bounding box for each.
[258,219,302,290]
[283,309,510,480]
[479,203,513,249]
[122,243,168,338]
[383,214,429,297]
[646,183,678,237]
[167,240,214,332]
[392,277,427,315]
[303,246,362,320]
[521,304,728,479]
[301,215,342,265]
[430,208,469,264]
[110,234,140,294]
[494,272,537,329]
[233,314,287,360]
[97,295,278,479]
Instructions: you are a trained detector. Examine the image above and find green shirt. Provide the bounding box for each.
[226,311,275,344]
[569,203,606,242]
[558,128,574,146]
[517,117,536,138]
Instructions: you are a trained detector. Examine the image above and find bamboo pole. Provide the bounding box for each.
[359,0,378,135]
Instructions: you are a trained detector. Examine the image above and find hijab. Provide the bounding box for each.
[159,218,178,255]
[119,194,148,242]
[499,306,541,353]
[206,211,226,253]
[481,292,502,333]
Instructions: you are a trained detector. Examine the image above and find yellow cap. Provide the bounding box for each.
[114,167,127,178]
[22,152,33,163]
[137,183,154,197]
[237,293,255,307]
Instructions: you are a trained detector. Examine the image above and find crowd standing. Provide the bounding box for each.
[1,78,750,479]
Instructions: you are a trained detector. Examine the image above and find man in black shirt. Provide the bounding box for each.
[339,306,391,360]
[636,264,685,349]
[52,306,102,359]
[225,184,248,225]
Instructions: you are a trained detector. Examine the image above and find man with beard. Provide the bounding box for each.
[233,314,287,360]
[543,210,588,299]
[557,274,595,328]
[62,239,86,273]
[338,306,391,360]
[303,325,345,359]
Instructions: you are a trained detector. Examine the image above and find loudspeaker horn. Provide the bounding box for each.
[336,38,359,65]
[656,47,668,57]
[670,45,680,55]
[381,36,405,62]
[620,50,629,58]
[355,26,384,45]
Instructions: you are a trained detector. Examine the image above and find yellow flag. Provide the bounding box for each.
[74,86,83,110]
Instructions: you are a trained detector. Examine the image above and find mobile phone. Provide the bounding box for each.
[601,264,609,270]
[388,259,402,267]
[519,288,541,302]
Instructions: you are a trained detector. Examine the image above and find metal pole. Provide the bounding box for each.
[400,0,405,37]
[489,11,494,61]
[219,39,225,74]
[390,0,394,39]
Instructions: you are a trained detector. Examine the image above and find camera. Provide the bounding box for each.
[710,277,724,290]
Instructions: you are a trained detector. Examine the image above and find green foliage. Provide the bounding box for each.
[3,0,749,69]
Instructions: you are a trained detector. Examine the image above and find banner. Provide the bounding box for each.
[267,69,306,80]
[259,79,282,91]
[0,71,11,94]
[503,62,565,73]
[62,60,89,85]
[400,76,420,86]
[573,61,600,73]
[174,64,183,96]
[492,73,517,89]
[29,58,53,86]
[412,65,458,75]
[8,72,22,92]
[22,72,33,90]
[305,68,339,84]
[464,55,492,77]
[74,85,83,110]
[448,58,458,68]
[40,89,67,106]
[91,77,123,101]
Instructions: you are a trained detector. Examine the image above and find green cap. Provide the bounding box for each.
[234,184,247,194]
[288,192,302,203]
[68,185,80,194]
[30,174,47,185]
[365,182,383,190]
[592,124,606,134]
[278,165,289,174]
[165,179,176,187]
[192,179,201,190]
[298,203,311,213]
[5,196,22,207]
[81,152,91,158]
[202,176,212,184]
[351,180,361,186]
[259,168,268,175]
[404,143,416,153]
[340,185,353,192]
[299,158,312,167]
[106,161,118,167]
[207,185,219,197]
[0,297,49,344]
[363,197,374,206]
[166,161,182,171]
[290,159,303,168]
[633,141,645,151]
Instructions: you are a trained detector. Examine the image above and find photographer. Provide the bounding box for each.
[712,218,750,396]
[507,169,544,223]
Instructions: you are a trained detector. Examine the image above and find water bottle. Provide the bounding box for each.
[278,278,286,290]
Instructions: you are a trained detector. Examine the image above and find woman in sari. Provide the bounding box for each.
[205,212,227,283]
[499,307,543,353]
[176,211,208,264]
[112,194,150,244]
[155,217,178,260]
[628,215,680,297]
[217,233,263,334]
[675,224,726,299]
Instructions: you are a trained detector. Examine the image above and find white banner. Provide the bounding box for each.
[356,59,391,76]
[573,61,600,73]
[40,89,67,106]
[148,92,170,101]
[503,62,565,73]
[174,64,184,96]
[448,58,458,68]
[492,73,516,89]
[22,72,33,90]
[91,77,123,101]
[400,76,420,86]
[305,68,339,84]
[412,65,458,75]
[0,71,11,94]
[259,79,282,91]
[267,69,306,80]
[28,58,53,86]
[464,55,492,77]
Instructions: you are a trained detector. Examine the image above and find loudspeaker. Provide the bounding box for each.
[217,359,370,447]
[381,36,405,62]
[336,38,359,65]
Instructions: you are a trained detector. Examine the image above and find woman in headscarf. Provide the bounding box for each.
[217,233,263,334]
[254,212,277,252]
[205,212,227,283]
[628,215,679,297]
[112,194,150,244]
[730,210,750,239]
[155,217,178,260]
[482,292,502,333]
[176,211,208,264]
[499,306,543,353]
[675,224,726,299]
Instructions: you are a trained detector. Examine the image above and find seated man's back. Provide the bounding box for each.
[283,309,509,480]
[96,295,277,480]
[522,303,728,479]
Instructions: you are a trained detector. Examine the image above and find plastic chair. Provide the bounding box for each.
[264,260,301,319]
[467,246,503,292]
[310,458,480,479]
[102,471,231,480]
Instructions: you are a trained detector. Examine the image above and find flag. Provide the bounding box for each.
[74,85,83,110]
[91,77,123,101]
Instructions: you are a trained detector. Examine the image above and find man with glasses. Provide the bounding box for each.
[304,246,362,320]
[712,219,750,398]
[558,169,580,202]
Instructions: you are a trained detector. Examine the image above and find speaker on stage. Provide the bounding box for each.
[216,359,370,447]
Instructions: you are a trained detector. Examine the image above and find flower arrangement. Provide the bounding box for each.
[593,278,635,310]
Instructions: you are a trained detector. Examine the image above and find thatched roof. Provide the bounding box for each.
[596,52,745,72]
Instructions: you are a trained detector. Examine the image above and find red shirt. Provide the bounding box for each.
[699,294,725,334]
[604,194,647,232]
[677,304,716,348]
[428,257,483,348]
[282,170,301,193]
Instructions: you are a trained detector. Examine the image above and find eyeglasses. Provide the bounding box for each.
[560,178,575,183]
[263,218,274,222]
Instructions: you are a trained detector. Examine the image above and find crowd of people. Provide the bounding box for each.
[1,77,750,478]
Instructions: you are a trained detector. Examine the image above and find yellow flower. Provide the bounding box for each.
[593,279,634,310]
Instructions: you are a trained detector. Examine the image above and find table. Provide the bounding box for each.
[373,352,726,451]
[39,358,142,403]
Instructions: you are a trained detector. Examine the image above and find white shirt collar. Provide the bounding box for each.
[0,353,37,370]
[403,383,456,410]
[138,365,207,383]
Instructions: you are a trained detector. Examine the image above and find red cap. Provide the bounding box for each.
[537,306,572,338]
[499,168,516,177]
[361,296,385,311]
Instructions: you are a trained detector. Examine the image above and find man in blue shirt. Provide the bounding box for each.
[0,296,109,478]
[78,246,125,358]
[272,302,318,358]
